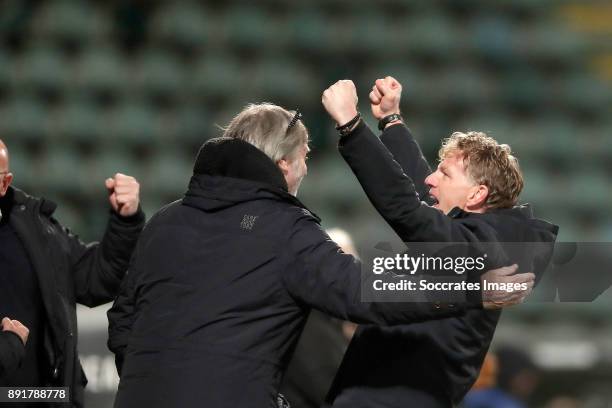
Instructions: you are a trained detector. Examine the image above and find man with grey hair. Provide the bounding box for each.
[107,103,534,408]
[220,103,310,196]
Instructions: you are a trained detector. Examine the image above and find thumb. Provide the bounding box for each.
[1,317,10,329]
[375,78,388,96]
[369,88,382,105]
[105,178,115,192]
[378,77,398,96]
[107,179,119,211]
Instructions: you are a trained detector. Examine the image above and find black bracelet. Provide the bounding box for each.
[338,118,362,136]
[378,113,403,131]
[335,112,361,132]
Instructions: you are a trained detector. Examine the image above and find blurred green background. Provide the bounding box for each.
[1,0,612,407]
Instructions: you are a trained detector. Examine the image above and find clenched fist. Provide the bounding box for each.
[105,173,140,217]
[369,76,402,121]
[322,80,359,126]
[2,317,29,346]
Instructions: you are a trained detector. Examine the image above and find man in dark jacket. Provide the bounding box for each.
[0,139,145,407]
[107,103,534,408]
[321,78,558,408]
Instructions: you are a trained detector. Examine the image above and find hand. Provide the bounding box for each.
[480,264,535,310]
[105,173,140,217]
[369,76,402,121]
[322,80,359,126]
[2,317,29,346]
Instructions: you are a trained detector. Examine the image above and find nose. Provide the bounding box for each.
[425,172,436,188]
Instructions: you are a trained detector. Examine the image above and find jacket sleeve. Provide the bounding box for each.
[62,208,146,307]
[282,213,479,326]
[338,121,480,244]
[0,331,25,382]
[380,123,432,201]
[106,259,139,376]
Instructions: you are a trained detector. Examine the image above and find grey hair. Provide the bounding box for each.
[222,103,308,162]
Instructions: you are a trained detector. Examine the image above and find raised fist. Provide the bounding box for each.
[322,80,359,126]
[369,76,402,121]
[105,173,140,217]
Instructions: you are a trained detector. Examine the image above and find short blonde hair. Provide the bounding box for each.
[222,103,308,162]
[439,131,523,209]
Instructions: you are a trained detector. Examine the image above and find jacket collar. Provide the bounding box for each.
[448,203,558,236]
[448,203,533,219]
[3,186,57,216]
[193,137,289,191]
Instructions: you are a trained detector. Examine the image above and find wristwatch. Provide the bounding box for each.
[378,113,403,131]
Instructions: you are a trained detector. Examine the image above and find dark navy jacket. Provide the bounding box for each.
[325,122,558,408]
[107,137,476,408]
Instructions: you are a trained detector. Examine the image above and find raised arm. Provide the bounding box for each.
[69,173,145,307]
[323,80,481,244]
[370,76,432,200]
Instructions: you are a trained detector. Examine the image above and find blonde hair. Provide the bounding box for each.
[439,131,523,209]
[222,103,308,162]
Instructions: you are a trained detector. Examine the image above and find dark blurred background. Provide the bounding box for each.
[1,0,611,407]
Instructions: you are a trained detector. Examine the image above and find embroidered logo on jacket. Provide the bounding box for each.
[240,215,258,231]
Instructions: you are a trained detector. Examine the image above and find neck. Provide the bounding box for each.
[459,204,487,214]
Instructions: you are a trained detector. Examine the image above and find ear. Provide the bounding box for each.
[466,184,488,210]
[276,159,290,176]
[0,172,13,196]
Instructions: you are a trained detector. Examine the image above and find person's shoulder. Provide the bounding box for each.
[9,186,57,217]
[280,204,320,225]
[142,199,182,229]
[481,204,558,242]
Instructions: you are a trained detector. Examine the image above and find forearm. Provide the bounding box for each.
[338,120,437,241]
[380,123,432,200]
[284,217,479,326]
[73,208,145,306]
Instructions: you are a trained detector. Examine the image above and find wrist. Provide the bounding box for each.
[335,109,359,127]
[112,205,145,222]
[336,113,361,136]
[378,113,403,131]
[384,119,403,129]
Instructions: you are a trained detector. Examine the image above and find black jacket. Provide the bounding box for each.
[0,186,144,407]
[107,137,478,408]
[325,122,558,408]
[0,331,25,382]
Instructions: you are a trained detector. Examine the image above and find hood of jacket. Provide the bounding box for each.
[182,137,317,219]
